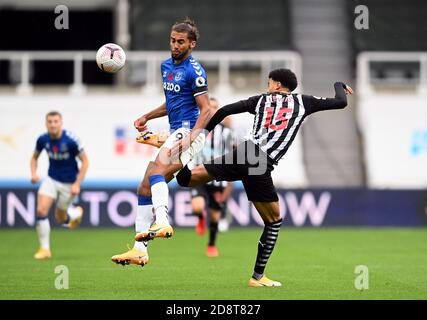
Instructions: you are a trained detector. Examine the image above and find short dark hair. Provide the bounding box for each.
[268,68,298,91]
[171,17,199,42]
[45,111,62,119]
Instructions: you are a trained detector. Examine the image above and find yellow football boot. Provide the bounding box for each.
[136,131,168,148]
[134,223,174,242]
[248,275,282,287]
[34,248,52,260]
[111,246,149,267]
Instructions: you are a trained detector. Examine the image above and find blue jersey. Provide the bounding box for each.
[161,54,208,130]
[35,130,84,183]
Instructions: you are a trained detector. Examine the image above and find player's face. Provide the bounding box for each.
[170,31,196,62]
[45,115,63,136]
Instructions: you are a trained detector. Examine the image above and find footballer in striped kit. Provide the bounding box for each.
[177,68,353,287]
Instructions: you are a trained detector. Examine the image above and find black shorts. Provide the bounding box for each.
[204,140,278,203]
[191,185,225,211]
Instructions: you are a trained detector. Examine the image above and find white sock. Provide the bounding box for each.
[67,206,82,220]
[36,218,50,250]
[134,205,153,252]
[151,180,170,225]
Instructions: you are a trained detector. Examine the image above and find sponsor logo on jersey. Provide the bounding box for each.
[47,151,70,160]
[163,82,181,92]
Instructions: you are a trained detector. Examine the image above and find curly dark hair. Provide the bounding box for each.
[268,68,298,91]
[171,17,199,42]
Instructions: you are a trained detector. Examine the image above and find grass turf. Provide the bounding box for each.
[0,227,426,300]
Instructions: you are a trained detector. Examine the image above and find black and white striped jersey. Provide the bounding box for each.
[205,82,348,164]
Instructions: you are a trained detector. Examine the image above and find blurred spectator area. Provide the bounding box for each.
[348,0,427,87]
[0,3,114,85]
[0,0,291,86]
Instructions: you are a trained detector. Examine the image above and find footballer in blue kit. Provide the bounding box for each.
[112,18,214,267]
[161,53,208,131]
[31,111,89,260]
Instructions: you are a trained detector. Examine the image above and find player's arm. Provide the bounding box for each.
[303,82,353,115]
[31,136,45,184]
[134,102,167,132]
[71,152,89,196]
[190,93,214,141]
[30,151,40,184]
[205,97,259,132]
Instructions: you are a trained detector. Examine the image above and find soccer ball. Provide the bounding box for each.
[96,43,126,73]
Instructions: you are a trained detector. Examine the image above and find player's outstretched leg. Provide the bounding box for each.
[248,218,283,287]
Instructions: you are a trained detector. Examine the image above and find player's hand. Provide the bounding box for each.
[134,116,148,132]
[31,174,40,184]
[344,84,354,95]
[70,183,81,196]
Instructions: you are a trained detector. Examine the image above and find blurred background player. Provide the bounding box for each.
[111,18,213,267]
[178,69,353,286]
[189,98,233,257]
[30,111,89,259]
[190,97,234,257]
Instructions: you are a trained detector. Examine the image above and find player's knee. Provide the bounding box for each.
[36,205,49,217]
[176,165,192,187]
[265,212,282,224]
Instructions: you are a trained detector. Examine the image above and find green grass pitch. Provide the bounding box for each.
[0,227,426,299]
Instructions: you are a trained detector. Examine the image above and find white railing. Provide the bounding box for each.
[0,50,302,95]
[357,51,427,95]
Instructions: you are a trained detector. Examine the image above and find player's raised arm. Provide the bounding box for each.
[205,96,260,132]
[134,102,167,132]
[302,82,353,115]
